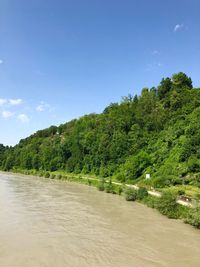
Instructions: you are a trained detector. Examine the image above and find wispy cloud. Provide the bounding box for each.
[36,105,45,112]
[1,111,15,119]
[174,24,184,32]
[9,99,23,106]
[0,98,23,106]
[36,101,52,112]
[152,50,160,55]
[0,98,7,106]
[0,59,3,65]
[17,114,30,123]
[145,62,163,72]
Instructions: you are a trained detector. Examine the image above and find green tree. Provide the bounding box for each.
[157,77,172,99]
[172,72,192,89]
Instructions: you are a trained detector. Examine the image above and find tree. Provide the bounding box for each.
[1,73,200,189]
[157,77,172,99]
[172,72,192,89]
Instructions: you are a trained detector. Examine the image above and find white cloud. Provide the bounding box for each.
[17,113,29,123]
[174,24,183,32]
[0,98,7,106]
[0,59,3,65]
[9,99,23,106]
[152,50,160,55]
[36,101,51,112]
[0,98,23,106]
[145,62,163,71]
[1,111,15,119]
[36,104,45,112]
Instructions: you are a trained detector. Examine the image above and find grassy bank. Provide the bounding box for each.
[3,168,200,230]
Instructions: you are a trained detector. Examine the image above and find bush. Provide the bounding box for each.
[97,179,105,191]
[153,175,181,188]
[152,176,170,188]
[87,179,92,186]
[44,172,50,178]
[142,195,159,208]
[117,187,123,195]
[115,172,126,183]
[187,157,200,173]
[105,183,113,193]
[56,174,62,179]
[124,188,137,201]
[50,173,56,179]
[38,171,44,177]
[156,191,180,218]
[104,180,115,193]
[185,207,200,229]
[137,187,148,200]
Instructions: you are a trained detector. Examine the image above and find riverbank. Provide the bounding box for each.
[1,172,200,267]
[1,169,200,229]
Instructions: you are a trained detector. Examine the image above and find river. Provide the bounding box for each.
[0,172,199,267]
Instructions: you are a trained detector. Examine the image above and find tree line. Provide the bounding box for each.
[1,72,200,188]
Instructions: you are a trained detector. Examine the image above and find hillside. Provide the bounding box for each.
[1,72,200,188]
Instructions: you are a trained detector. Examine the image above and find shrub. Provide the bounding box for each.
[105,184,112,193]
[87,179,92,186]
[38,171,44,177]
[115,172,126,183]
[152,176,170,188]
[124,188,137,201]
[98,183,105,191]
[56,174,62,179]
[104,180,115,193]
[44,172,50,178]
[142,195,159,208]
[185,207,200,229]
[50,173,56,179]
[156,191,180,218]
[99,166,109,177]
[137,187,148,200]
[153,175,181,188]
[187,157,200,173]
[117,187,123,195]
[97,179,105,191]
[62,175,67,180]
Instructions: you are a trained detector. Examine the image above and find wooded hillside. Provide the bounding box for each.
[1,72,200,188]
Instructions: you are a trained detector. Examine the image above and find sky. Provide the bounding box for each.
[0,0,200,145]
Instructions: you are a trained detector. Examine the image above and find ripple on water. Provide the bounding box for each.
[0,173,200,267]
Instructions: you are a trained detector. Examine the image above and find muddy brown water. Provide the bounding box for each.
[0,173,199,267]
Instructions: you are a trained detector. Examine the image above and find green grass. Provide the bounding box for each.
[161,185,200,197]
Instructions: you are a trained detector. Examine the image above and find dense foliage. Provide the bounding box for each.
[185,207,200,228]
[1,72,200,188]
[156,191,181,218]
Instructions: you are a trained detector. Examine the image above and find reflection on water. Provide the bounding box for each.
[0,173,199,267]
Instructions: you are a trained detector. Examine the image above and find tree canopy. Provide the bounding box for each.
[1,72,200,188]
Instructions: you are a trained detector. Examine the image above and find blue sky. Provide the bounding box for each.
[0,0,200,145]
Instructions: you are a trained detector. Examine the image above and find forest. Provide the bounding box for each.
[1,72,200,189]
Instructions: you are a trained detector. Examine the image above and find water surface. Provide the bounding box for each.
[0,173,199,267]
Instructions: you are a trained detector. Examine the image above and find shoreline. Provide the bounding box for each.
[0,169,199,229]
[0,169,192,206]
